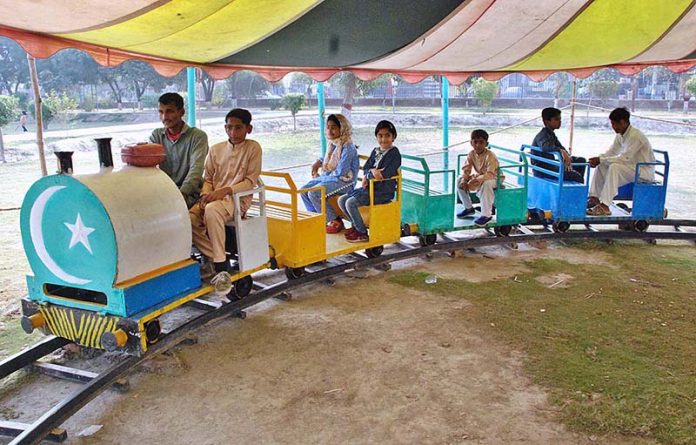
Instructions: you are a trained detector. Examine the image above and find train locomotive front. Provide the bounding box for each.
[19,147,202,354]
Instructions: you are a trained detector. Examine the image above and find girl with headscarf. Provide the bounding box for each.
[301,113,359,233]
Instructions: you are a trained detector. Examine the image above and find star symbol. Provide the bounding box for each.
[64,213,96,255]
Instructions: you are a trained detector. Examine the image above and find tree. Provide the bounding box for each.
[0,95,19,162]
[199,70,216,108]
[98,65,126,109]
[456,77,474,107]
[30,91,77,130]
[281,93,306,131]
[329,72,390,114]
[472,77,498,113]
[588,80,618,106]
[37,49,99,95]
[290,72,313,108]
[121,61,166,109]
[685,76,696,114]
[45,91,78,130]
[0,37,29,95]
[550,72,570,107]
[224,71,271,100]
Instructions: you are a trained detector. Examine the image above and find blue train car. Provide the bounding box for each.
[521,145,669,232]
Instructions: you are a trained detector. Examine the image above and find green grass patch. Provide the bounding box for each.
[0,316,41,360]
[389,244,696,445]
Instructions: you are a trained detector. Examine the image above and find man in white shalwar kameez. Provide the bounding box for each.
[587,108,655,216]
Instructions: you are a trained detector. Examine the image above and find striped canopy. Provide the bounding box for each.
[1,0,695,83]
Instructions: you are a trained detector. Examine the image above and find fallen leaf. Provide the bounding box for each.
[323,388,344,394]
[77,425,102,437]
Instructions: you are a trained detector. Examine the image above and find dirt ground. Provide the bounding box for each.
[5,245,638,445]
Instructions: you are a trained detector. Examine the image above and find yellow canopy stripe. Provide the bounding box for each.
[58,0,321,63]
[506,0,692,71]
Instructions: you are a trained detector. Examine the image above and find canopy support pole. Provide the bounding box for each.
[186,67,197,128]
[318,82,327,158]
[442,76,450,191]
[569,77,577,154]
[27,54,47,176]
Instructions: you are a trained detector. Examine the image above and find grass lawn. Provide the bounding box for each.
[389,241,696,445]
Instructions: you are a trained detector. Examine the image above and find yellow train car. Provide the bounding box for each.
[259,171,402,278]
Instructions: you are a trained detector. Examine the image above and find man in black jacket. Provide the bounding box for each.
[531,107,586,183]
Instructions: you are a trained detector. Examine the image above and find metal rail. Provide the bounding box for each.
[3,221,695,444]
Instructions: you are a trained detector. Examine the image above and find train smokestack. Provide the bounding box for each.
[95,137,114,168]
[54,151,74,175]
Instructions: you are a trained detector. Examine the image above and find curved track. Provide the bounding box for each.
[2,220,695,444]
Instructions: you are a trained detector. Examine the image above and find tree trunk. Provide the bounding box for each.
[292,113,297,131]
[134,82,145,110]
[679,73,690,114]
[0,128,6,163]
[342,75,356,112]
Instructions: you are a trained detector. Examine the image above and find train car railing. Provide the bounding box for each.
[458,144,529,226]
[629,149,670,220]
[401,154,456,235]
[521,144,589,221]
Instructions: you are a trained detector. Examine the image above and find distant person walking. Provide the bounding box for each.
[19,111,28,132]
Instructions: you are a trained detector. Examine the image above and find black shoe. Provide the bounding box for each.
[457,207,476,218]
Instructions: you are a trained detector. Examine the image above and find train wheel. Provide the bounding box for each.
[285,267,306,280]
[634,220,649,232]
[418,234,437,247]
[552,221,570,233]
[365,245,384,258]
[494,225,512,237]
[618,221,633,231]
[144,319,161,345]
[232,276,253,300]
[527,209,544,224]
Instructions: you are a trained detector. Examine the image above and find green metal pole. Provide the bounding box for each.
[441,76,450,191]
[318,82,327,157]
[186,67,196,128]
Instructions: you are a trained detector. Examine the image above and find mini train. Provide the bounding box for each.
[18,140,671,355]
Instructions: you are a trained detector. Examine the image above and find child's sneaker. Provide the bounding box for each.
[210,271,233,295]
[326,219,345,234]
[456,207,475,218]
[474,215,492,227]
[345,230,369,243]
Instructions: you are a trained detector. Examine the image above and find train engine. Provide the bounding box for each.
[19,140,202,355]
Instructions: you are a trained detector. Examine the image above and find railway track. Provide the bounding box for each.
[1,219,695,444]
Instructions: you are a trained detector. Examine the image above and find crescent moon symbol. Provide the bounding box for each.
[30,185,91,285]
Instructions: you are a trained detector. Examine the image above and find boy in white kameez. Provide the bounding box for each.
[189,109,262,285]
[587,107,655,216]
[456,129,501,227]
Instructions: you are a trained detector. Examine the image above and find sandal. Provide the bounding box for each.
[587,204,611,216]
[587,196,600,209]
[326,219,345,234]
